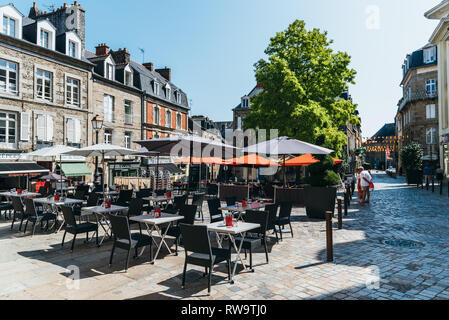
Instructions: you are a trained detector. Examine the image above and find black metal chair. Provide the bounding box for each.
[74,192,99,219]
[155,189,167,197]
[73,189,87,201]
[265,203,279,242]
[61,205,98,252]
[23,198,57,236]
[163,204,197,255]
[165,194,187,214]
[0,195,13,220]
[38,186,49,198]
[206,184,218,196]
[136,190,153,213]
[275,201,293,240]
[207,198,223,223]
[225,197,236,207]
[234,210,270,271]
[109,214,153,272]
[11,196,27,231]
[126,198,144,233]
[179,224,231,294]
[192,193,205,221]
[113,190,133,207]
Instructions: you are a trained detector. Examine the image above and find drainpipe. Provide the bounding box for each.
[141,90,146,140]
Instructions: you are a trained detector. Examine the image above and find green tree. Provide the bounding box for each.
[244,20,359,157]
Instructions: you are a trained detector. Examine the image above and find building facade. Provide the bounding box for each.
[395,44,439,169]
[232,82,263,131]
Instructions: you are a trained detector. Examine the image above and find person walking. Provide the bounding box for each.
[436,166,444,189]
[357,166,372,204]
[423,165,433,189]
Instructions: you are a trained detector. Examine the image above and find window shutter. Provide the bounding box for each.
[74,119,81,144]
[66,118,74,143]
[36,114,46,141]
[20,113,30,141]
[46,115,54,142]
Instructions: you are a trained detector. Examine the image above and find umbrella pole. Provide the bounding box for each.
[156,154,159,191]
[59,155,62,195]
[283,155,287,188]
[103,151,106,201]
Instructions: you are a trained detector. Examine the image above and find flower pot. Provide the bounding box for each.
[406,170,421,185]
[304,186,337,220]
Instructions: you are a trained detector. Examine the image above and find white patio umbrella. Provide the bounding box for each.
[134,135,238,191]
[63,144,135,198]
[21,145,81,194]
[243,136,334,187]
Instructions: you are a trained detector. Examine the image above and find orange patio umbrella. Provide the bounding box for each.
[283,154,320,167]
[334,158,344,165]
[226,154,279,167]
[175,157,228,165]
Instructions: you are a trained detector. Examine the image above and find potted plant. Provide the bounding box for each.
[304,155,341,220]
[400,142,423,185]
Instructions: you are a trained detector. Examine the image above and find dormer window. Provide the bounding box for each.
[153,81,160,95]
[176,91,181,104]
[165,85,171,100]
[3,16,15,37]
[40,30,50,48]
[424,47,436,64]
[106,63,114,80]
[242,97,250,108]
[124,65,133,86]
[68,41,76,58]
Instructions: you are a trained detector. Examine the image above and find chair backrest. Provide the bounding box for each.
[23,198,37,218]
[244,210,269,235]
[38,186,48,197]
[179,204,197,225]
[109,214,131,242]
[11,196,24,213]
[128,198,143,217]
[279,201,293,219]
[174,194,188,209]
[265,204,279,228]
[136,189,152,199]
[179,224,212,256]
[207,198,223,223]
[86,192,99,207]
[192,194,204,206]
[118,190,133,202]
[155,189,167,197]
[226,197,236,207]
[207,184,218,196]
[61,205,77,227]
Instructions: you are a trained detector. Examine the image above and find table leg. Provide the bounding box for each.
[228,232,249,283]
[151,223,173,264]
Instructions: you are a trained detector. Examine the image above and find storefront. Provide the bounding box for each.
[57,162,92,184]
[0,162,49,190]
[441,134,449,177]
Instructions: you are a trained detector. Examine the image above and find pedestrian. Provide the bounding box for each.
[357,166,372,204]
[436,166,444,187]
[423,165,432,187]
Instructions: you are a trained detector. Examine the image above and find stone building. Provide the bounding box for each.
[396,44,439,170]
[232,82,263,131]
[0,3,91,175]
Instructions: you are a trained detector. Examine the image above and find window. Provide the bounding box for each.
[124,132,132,149]
[104,129,113,144]
[153,81,160,95]
[124,100,132,124]
[3,16,15,37]
[0,111,16,148]
[0,59,18,95]
[66,117,81,146]
[153,106,160,125]
[166,110,172,128]
[426,104,436,119]
[166,87,171,100]
[68,41,77,58]
[36,69,52,101]
[66,77,80,106]
[106,63,114,80]
[424,47,436,64]
[242,98,249,108]
[104,94,114,122]
[176,91,181,104]
[40,30,50,48]
[35,114,53,142]
[176,113,182,130]
[426,79,437,96]
[125,71,132,86]
[426,128,437,145]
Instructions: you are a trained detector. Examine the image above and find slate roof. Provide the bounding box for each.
[401,44,438,84]
[371,123,395,141]
[233,85,263,111]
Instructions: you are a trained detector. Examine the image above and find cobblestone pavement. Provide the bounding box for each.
[1,172,449,300]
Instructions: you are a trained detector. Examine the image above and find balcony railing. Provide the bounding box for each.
[398,90,437,111]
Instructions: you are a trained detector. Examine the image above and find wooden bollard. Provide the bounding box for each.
[344,193,348,216]
[440,180,443,195]
[325,211,333,262]
[337,198,343,230]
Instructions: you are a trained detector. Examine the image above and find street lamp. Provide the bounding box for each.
[91,115,104,186]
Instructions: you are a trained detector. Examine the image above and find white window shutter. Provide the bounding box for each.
[46,115,54,142]
[74,119,81,144]
[20,113,30,141]
[66,118,74,143]
[36,114,46,141]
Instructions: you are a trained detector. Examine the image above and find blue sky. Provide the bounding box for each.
[11,0,443,136]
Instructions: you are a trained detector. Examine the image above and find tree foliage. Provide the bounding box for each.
[401,142,423,172]
[244,20,360,157]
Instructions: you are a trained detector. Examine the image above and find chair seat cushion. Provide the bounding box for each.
[131,233,153,248]
[66,222,97,233]
[276,217,290,225]
[234,235,263,249]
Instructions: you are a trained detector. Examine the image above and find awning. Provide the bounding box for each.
[146,163,183,175]
[0,162,49,178]
[60,163,92,177]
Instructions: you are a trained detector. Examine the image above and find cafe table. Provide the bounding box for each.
[33,197,84,232]
[219,202,266,220]
[207,221,260,284]
[82,205,128,245]
[96,191,120,200]
[130,213,184,264]
[142,195,174,208]
[0,191,41,199]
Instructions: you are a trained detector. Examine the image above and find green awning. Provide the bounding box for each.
[60,163,91,177]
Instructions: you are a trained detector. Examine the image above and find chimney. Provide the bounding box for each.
[155,67,171,82]
[256,81,263,89]
[142,62,154,72]
[29,2,39,19]
[111,48,130,65]
[95,43,110,56]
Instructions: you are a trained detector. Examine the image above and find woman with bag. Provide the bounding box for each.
[357,167,373,204]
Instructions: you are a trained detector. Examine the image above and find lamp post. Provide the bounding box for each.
[91,115,104,187]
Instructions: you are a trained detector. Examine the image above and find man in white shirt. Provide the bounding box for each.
[357,166,372,204]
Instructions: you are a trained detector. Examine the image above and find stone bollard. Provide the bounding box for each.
[325,211,333,262]
[440,180,443,195]
[344,193,348,216]
[337,198,343,230]
[432,178,435,193]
